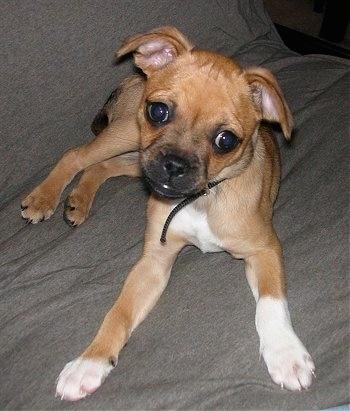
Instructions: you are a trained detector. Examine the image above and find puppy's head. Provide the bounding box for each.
[117,27,292,199]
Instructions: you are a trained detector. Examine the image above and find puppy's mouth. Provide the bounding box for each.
[141,152,207,199]
[143,174,201,199]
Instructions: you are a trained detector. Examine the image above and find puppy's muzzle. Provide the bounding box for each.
[142,151,207,199]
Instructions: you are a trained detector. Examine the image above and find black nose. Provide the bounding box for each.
[161,154,190,178]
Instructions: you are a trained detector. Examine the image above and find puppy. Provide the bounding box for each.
[21,27,315,401]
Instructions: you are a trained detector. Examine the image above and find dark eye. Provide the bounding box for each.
[147,102,170,125]
[213,130,240,153]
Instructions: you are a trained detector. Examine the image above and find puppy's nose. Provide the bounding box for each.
[161,154,189,178]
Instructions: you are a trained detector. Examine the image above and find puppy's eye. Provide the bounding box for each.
[147,102,170,125]
[213,130,241,153]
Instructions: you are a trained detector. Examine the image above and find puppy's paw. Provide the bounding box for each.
[262,337,315,391]
[256,297,315,391]
[55,357,115,401]
[63,192,91,227]
[21,186,59,224]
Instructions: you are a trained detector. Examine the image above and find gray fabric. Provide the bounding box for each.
[1,0,349,409]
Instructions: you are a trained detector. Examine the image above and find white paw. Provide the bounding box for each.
[256,297,315,391]
[262,337,315,391]
[55,357,115,401]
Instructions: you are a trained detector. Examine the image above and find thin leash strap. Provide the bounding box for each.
[160,180,224,244]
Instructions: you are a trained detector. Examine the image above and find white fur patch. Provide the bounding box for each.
[256,297,315,390]
[55,357,114,401]
[171,204,223,253]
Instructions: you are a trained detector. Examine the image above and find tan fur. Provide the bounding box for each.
[22,27,299,386]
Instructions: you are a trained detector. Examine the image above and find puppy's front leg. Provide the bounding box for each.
[245,232,315,391]
[56,205,186,401]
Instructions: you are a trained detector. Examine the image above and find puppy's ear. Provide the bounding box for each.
[116,26,193,75]
[245,67,293,139]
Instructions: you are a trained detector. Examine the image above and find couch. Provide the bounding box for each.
[1,0,349,409]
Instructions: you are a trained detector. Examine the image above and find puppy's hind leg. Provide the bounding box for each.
[21,75,145,224]
[64,152,141,227]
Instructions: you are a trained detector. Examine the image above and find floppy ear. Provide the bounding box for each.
[245,67,293,139]
[116,26,193,76]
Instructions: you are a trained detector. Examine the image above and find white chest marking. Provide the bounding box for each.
[171,204,223,252]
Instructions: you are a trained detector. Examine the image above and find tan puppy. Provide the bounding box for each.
[21,27,315,401]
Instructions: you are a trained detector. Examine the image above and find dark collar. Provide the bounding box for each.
[160,179,224,243]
